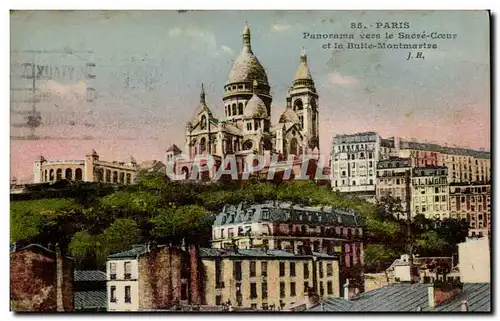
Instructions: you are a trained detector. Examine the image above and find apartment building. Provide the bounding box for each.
[375,157,411,219]
[411,166,449,220]
[331,132,381,199]
[106,244,202,312]
[200,248,339,311]
[212,202,364,293]
[449,183,491,237]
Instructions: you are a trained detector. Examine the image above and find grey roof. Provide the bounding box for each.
[199,247,337,260]
[400,140,490,159]
[107,244,148,259]
[74,270,106,282]
[310,283,490,312]
[74,290,107,310]
[214,202,362,227]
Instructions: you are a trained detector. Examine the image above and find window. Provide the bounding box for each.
[124,261,132,279]
[181,283,188,300]
[320,282,324,296]
[319,262,324,278]
[250,261,256,277]
[126,173,131,184]
[304,282,309,294]
[216,295,222,305]
[125,286,131,303]
[290,262,296,277]
[326,263,333,277]
[290,282,296,297]
[261,261,268,277]
[110,286,117,303]
[234,261,242,281]
[327,281,333,295]
[303,262,309,279]
[110,262,116,280]
[279,262,286,277]
[250,283,258,298]
[262,282,268,299]
[280,282,286,298]
[215,259,223,287]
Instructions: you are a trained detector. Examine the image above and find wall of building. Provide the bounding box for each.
[10,247,73,312]
[202,256,339,311]
[459,237,490,283]
[107,258,140,311]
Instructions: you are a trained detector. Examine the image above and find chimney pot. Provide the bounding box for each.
[461,300,468,312]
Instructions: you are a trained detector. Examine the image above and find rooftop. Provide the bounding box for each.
[199,248,337,259]
[310,283,490,312]
[213,201,362,227]
[74,270,106,282]
[74,290,107,310]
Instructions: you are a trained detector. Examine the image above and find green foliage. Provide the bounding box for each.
[150,205,210,240]
[10,198,82,243]
[102,218,141,253]
[364,244,397,272]
[416,230,447,256]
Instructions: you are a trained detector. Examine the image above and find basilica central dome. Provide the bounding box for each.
[227,24,269,85]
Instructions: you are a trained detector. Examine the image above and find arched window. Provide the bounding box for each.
[182,166,189,180]
[232,104,236,116]
[238,103,243,115]
[294,99,303,111]
[75,168,83,181]
[44,170,48,182]
[65,168,72,180]
[200,115,207,130]
[243,140,253,151]
[56,169,63,181]
[119,172,125,184]
[113,171,118,183]
[106,170,111,182]
[126,173,131,184]
[290,137,299,156]
[200,137,207,153]
[49,169,54,181]
[98,168,104,182]
[228,106,231,116]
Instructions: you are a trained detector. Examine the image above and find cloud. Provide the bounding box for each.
[168,26,228,57]
[271,23,291,32]
[168,28,183,37]
[327,72,358,86]
[220,45,234,55]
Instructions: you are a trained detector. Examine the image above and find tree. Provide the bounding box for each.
[364,244,397,273]
[150,205,211,244]
[416,230,447,256]
[101,218,141,254]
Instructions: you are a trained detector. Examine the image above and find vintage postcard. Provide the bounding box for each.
[10,10,491,312]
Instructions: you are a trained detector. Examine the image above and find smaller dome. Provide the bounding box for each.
[279,108,300,124]
[244,94,268,118]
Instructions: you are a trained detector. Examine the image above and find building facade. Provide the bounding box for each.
[449,183,491,237]
[200,248,339,311]
[211,202,364,292]
[168,24,320,180]
[331,132,381,198]
[33,150,139,184]
[458,236,490,283]
[375,157,411,219]
[411,166,449,220]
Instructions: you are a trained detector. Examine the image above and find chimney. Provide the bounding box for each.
[428,283,462,309]
[343,279,359,300]
[461,300,469,312]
